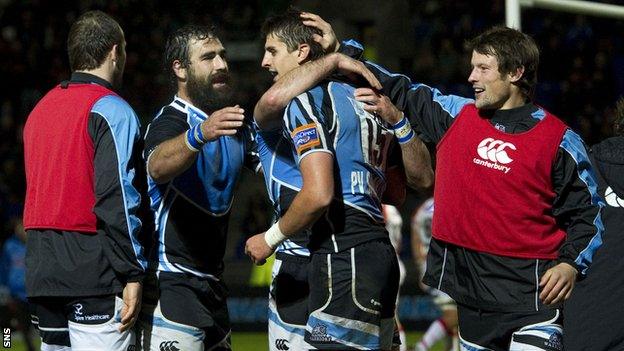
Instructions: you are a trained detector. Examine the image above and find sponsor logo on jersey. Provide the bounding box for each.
[291,123,320,155]
[605,186,624,208]
[309,323,332,342]
[159,341,180,351]
[275,339,290,350]
[72,302,111,322]
[73,303,83,317]
[473,137,516,174]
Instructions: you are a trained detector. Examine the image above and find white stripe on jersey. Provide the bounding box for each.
[296,92,329,149]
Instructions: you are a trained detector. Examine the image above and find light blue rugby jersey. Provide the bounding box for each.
[283,80,398,253]
[255,126,309,257]
[144,97,259,277]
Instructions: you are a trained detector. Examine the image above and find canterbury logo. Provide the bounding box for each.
[159,341,180,351]
[476,138,516,164]
[473,137,515,174]
[605,186,624,208]
[275,339,290,350]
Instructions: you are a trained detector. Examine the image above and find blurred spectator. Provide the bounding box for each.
[0,216,35,351]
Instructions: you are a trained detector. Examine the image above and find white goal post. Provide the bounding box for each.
[506,0,624,29]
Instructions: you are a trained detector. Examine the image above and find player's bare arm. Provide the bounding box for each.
[245,152,334,264]
[147,106,245,183]
[254,53,381,130]
[355,87,434,190]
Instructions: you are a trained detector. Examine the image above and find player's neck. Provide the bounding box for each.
[499,92,527,110]
[176,87,192,105]
[76,66,114,86]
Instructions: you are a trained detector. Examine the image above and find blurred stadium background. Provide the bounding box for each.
[1,0,623,349]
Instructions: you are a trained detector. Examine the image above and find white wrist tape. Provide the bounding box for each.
[264,221,287,249]
[391,113,415,144]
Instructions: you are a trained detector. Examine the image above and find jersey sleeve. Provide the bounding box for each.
[143,112,189,159]
[340,39,473,144]
[338,39,364,60]
[283,93,333,163]
[89,95,147,282]
[553,129,605,276]
[364,61,473,144]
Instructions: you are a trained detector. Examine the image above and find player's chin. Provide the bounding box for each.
[474,98,495,110]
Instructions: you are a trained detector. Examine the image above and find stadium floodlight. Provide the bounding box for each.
[506,0,624,30]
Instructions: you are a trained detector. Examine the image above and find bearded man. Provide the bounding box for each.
[137,25,259,351]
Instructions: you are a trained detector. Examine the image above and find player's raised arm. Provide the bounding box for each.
[146,105,245,183]
[356,88,434,191]
[254,53,380,130]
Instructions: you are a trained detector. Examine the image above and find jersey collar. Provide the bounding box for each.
[173,95,209,121]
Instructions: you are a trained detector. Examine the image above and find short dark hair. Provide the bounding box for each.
[261,8,324,60]
[164,25,218,85]
[469,26,539,100]
[67,11,124,71]
[615,97,624,136]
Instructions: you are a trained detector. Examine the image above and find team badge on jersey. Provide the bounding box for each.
[292,123,321,155]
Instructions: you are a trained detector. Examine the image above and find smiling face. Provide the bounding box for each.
[185,37,233,112]
[468,50,516,110]
[261,33,302,82]
[187,37,230,91]
[468,51,527,110]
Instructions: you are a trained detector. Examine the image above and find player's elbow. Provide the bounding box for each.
[147,158,172,184]
[407,168,434,192]
[309,187,334,211]
[148,167,169,184]
[254,92,286,129]
[259,90,286,116]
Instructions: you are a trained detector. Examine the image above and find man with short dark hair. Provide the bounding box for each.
[304,16,605,349]
[23,10,146,350]
[246,9,433,351]
[137,25,259,351]
[361,26,603,350]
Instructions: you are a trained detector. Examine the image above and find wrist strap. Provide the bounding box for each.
[391,113,415,144]
[185,124,207,152]
[264,221,287,249]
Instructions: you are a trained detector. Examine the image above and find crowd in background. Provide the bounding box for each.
[1,0,623,265]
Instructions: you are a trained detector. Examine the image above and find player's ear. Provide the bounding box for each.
[109,44,118,62]
[297,43,311,63]
[509,65,525,83]
[172,59,187,81]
